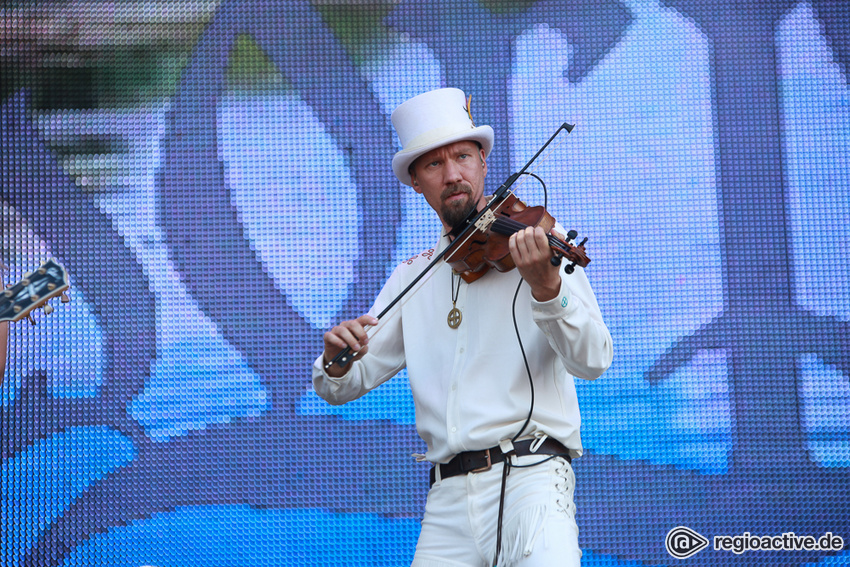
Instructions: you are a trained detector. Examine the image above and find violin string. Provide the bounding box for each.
[492,216,564,240]
[491,216,571,256]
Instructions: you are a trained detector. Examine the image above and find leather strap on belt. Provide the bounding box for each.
[429,438,571,487]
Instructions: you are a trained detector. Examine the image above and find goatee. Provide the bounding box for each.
[440,184,477,229]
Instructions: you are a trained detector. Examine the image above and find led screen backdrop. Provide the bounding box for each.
[1,0,848,565]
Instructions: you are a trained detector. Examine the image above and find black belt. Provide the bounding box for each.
[429,438,571,487]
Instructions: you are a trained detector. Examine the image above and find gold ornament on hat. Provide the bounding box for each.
[464,94,476,127]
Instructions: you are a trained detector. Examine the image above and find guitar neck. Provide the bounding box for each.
[0,259,70,323]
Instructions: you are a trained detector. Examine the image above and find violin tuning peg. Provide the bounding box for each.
[61,292,70,304]
[43,304,55,315]
[26,314,36,326]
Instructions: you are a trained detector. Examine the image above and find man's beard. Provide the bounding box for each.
[440,184,477,229]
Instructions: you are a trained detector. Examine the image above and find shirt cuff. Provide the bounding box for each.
[313,353,355,382]
[530,276,573,320]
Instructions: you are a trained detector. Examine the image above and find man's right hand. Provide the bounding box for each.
[322,314,379,377]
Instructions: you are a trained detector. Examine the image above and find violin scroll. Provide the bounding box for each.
[550,230,589,275]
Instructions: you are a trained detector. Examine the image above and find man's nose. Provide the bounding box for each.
[443,159,463,184]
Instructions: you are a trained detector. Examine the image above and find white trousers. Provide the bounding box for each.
[411,455,581,567]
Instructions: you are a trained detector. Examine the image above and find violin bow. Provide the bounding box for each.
[325,123,575,370]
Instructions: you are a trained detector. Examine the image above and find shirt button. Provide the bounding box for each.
[451,427,457,432]
[459,347,465,354]
[452,383,457,391]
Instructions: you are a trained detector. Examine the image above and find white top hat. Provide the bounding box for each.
[391,88,494,186]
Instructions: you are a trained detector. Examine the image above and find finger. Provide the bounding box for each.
[509,229,531,265]
[522,226,549,258]
[357,314,379,328]
[340,320,370,349]
[326,321,367,352]
[515,227,543,264]
[323,327,352,351]
[532,226,550,254]
[509,229,523,264]
[322,320,372,375]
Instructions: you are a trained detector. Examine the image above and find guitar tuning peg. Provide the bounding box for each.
[24,271,32,279]
[61,292,70,303]
[43,304,55,315]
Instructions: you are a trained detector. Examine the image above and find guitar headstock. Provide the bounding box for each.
[0,259,70,324]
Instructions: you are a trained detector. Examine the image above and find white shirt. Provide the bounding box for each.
[313,233,613,464]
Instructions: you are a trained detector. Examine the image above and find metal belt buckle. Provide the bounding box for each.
[470,449,492,473]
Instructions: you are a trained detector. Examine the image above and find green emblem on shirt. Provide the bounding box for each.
[561,296,568,308]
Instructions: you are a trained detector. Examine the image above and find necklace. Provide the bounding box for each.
[447,272,462,329]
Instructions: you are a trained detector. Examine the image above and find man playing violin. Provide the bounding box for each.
[313,88,613,567]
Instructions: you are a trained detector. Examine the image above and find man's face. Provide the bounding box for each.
[409,140,488,231]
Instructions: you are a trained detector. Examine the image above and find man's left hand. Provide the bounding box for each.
[509,226,562,302]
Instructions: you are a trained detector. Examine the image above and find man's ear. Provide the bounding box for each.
[410,173,422,193]
[480,148,487,176]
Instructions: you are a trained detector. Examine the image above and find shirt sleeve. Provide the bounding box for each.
[312,265,408,405]
[530,264,613,380]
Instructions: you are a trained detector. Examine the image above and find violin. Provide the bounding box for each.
[445,192,590,283]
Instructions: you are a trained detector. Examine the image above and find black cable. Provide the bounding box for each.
[521,171,548,211]
[510,278,534,444]
[494,171,551,565]
[509,170,549,445]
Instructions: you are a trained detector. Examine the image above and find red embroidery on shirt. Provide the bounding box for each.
[404,248,435,265]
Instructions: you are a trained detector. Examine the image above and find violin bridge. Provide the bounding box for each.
[474,209,497,232]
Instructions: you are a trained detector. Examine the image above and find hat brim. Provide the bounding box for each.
[392,125,494,187]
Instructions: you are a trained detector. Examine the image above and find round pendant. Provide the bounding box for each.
[447,307,462,329]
